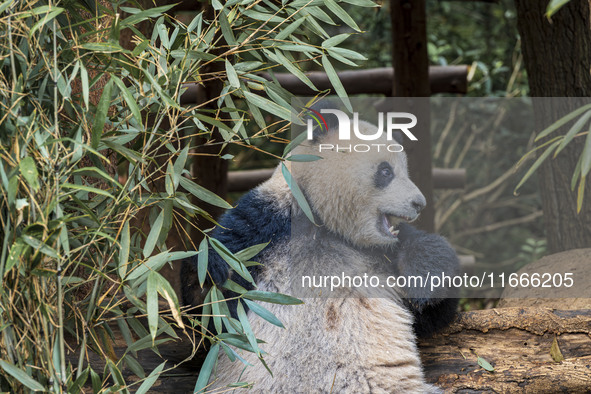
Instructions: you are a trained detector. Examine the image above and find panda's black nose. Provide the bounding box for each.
[412,198,426,214]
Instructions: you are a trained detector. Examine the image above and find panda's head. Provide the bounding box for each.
[291,118,426,248]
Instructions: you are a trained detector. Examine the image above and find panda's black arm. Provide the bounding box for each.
[395,222,460,337]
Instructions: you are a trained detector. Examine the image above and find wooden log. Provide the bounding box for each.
[433,168,466,189]
[227,167,466,192]
[72,306,591,392]
[261,66,467,96]
[179,66,467,105]
[420,307,591,392]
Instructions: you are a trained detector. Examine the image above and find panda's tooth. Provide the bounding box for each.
[392,230,399,236]
[388,226,394,232]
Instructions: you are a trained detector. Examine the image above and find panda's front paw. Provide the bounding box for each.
[395,223,459,300]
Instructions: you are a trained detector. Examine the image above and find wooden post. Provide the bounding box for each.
[390,0,434,232]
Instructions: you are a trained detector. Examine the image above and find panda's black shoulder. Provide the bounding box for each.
[214,189,290,252]
[183,187,290,291]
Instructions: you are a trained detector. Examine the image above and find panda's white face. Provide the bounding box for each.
[292,120,426,247]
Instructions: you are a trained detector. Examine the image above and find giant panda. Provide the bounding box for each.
[181,106,459,393]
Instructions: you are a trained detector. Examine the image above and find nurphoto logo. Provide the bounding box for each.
[304,107,418,153]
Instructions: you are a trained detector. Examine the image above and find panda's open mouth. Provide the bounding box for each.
[381,213,401,238]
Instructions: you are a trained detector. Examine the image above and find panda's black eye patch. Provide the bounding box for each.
[374,161,394,189]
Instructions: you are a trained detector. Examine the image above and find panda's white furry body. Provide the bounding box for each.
[182,117,459,393]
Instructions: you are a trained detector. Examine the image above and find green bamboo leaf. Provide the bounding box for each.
[127,336,172,353]
[222,279,248,294]
[270,49,316,92]
[535,103,591,141]
[328,46,367,61]
[82,42,124,53]
[127,251,169,281]
[143,209,164,258]
[577,176,586,214]
[72,167,122,188]
[286,154,323,162]
[106,360,127,391]
[277,43,321,54]
[322,33,351,48]
[120,4,175,26]
[173,145,189,189]
[324,0,361,31]
[179,176,232,209]
[119,221,130,279]
[194,343,219,394]
[165,161,175,196]
[242,9,284,23]
[553,110,591,157]
[62,183,115,200]
[4,240,27,275]
[225,60,240,88]
[281,163,316,224]
[243,91,292,122]
[19,156,40,192]
[90,368,101,392]
[79,61,89,109]
[477,356,494,372]
[127,251,198,281]
[112,76,142,124]
[546,0,571,18]
[210,287,223,334]
[141,68,179,109]
[217,333,260,353]
[29,8,64,38]
[274,17,306,40]
[243,299,284,328]
[22,235,59,259]
[194,113,235,135]
[219,10,236,46]
[92,78,113,149]
[0,360,45,391]
[69,366,89,394]
[243,290,303,305]
[198,238,208,287]
[209,238,254,284]
[237,301,260,355]
[305,6,335,25]
[124,355,145,379]
[234,242,269,262]
[515,140,562,193]
[147,271,159,341]
[322,55,351,112]
[117,318,134,357]
[282,131,308,158]
[0,1,14,14]
[153,271,184,328]
[581,131,591,177]
[0,160,8,190]
[340,0,377,7]
[187,12,203,33]
[571,155,582,191]
[200,291,212,336]
[136,362,166,394]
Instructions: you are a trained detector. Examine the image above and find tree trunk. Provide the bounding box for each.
[390,0,435,232]
[514,0,591,253]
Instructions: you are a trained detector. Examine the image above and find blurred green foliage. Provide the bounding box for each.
[0,0,365,391]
